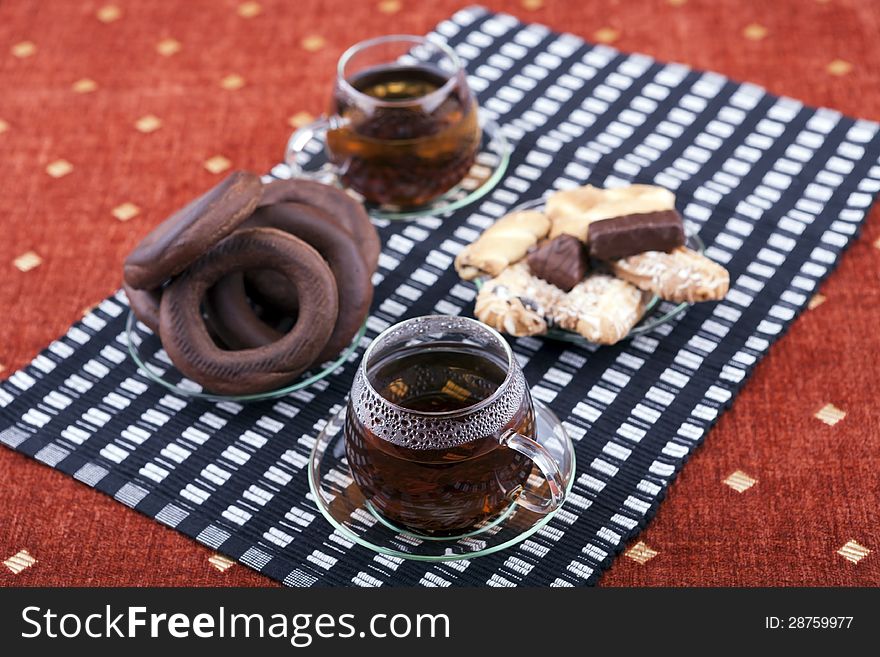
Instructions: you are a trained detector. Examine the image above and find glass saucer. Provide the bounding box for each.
[124,310,366,403]
[274,118,512,222]
[307,398,576,562]
[474,196,705,345]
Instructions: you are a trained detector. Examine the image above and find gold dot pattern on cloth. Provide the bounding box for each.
[743,24,768,41]
[156,38,182,57]
[96,5,122,23]
[220,73,246,90]
[46,159,74,178]
[11,41,37,58]
[71,78,98,93]
[593,28,620,44]
[625,541,658,565]
[112,202,140,222]
[288,111,315,129]
[204,155,232,174]
[826,59,853,76]
[0,0,873,592]
[301,35,326,52]
[808,293,826,310]
[134,114,162,133]
[13,251,43,272]
[208,554,235,572]
[237,1,262,18]
[0,363,5,373]
[378,0,401,14]
[3,549,37,575]
[837,540,870,565]
[815,403,846,426]
[723,470,757,493]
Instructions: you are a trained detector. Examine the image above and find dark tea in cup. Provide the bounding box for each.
[344,316,565,537]
[327,62,481,208]
[283,35,483,209]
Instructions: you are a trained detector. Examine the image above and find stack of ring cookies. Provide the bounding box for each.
[122,172,380,395]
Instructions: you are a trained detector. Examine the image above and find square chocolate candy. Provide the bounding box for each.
[526,234,589,291]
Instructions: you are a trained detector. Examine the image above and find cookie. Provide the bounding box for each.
[546,184,604,224]
[475,265,649,344]
[203,273,269,350]
[243,270,298,315]
[203,274,299,349]
[211,202,373,362]
[552,274,650,345]
[454,210,551,280]
[549,184,676,242]
[124,171,262,290]
[611,246,730,303]
[259,179,381,273]
[123,280,161,333]
[159,228,339,395]
[474,263,566,337]
[239,203,352,317]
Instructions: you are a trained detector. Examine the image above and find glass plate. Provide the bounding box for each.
[475,196,705,345]
[308,398,576,561]
[275,118,512,222]
[124,310,367,403]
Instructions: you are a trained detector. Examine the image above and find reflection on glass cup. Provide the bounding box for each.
[286,35,482,209]
[344,316,565,536]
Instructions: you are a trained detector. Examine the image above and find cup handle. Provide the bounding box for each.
[500,430,566,514]
[283,115,347,177]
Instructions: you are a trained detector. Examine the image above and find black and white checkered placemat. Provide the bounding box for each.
[2,6,879,586]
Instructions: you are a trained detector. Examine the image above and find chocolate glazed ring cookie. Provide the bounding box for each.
[243,269,299,316]
[159,228,339,396]
[239,204,354,316]
[124,171,262,290]
[258,179,381,273]
[123,281,162,334]
[203,273,283,350]
[209,202,373,363]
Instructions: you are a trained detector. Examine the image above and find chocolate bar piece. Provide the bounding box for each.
[526,234,589,291]
[588,210,685,260]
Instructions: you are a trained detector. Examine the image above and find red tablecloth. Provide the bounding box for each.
[1,0,878,586]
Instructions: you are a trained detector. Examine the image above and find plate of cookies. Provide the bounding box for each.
[455,184,730,346]
[122,172,380,401]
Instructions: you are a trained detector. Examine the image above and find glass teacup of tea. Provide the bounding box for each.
[286,35,482,209]
[345,315,565,537]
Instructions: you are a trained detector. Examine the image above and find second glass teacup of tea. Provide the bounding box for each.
[286,35,482,209]
[344,316,566,537]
